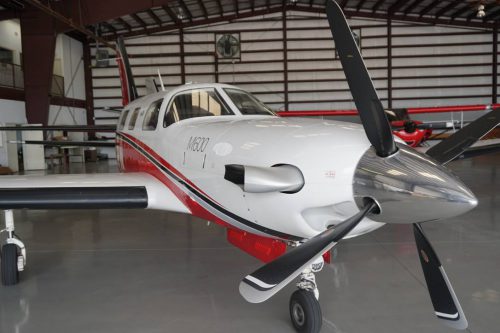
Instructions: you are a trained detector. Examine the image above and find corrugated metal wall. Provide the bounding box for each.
[91,10,497,113]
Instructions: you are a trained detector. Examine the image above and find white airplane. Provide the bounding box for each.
[0,2,499,333]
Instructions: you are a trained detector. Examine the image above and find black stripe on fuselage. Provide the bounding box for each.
[116,132,302,241]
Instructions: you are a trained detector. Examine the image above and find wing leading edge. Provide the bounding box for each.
[0,172,189,213]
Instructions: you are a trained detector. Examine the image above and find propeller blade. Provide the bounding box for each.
[240,201,377,303]
[326,0,396,157]
[426,107,500,164]
[413,223,467,330]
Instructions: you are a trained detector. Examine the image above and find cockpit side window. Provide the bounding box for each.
[163,88,232,127]
[118,110,129,130]
[142,98,163,131]
[128,107,141,130]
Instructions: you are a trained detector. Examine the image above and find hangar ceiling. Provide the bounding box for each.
[1,0,499,39]
[82,0,500,37]
[0,0,498,125]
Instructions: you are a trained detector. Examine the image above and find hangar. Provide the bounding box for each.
[0,1,498,332]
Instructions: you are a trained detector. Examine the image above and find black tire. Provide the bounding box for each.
[289,289,322,333]
[1,244,19,286]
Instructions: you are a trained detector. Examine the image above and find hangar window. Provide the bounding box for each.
[224,88,275,116]
[163,89,232,127]
[0,47,14,64]
[143,99,163,131]
[118,110,129,130]
[128,107,141,130]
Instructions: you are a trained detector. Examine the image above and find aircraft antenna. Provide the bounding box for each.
[157,69,165,91]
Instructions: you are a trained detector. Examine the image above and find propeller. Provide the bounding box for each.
[426,107,500,164]
[326,1,470,329]
[326,0,396,157]
[413,223,467,330]
[239,2,476,330]
[240,200,378,303]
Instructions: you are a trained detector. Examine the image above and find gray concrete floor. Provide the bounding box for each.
[0,156,498,333]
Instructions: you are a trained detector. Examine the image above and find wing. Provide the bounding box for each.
[0,172,189,213]
[11,140,115,147]
[0,125,116,132]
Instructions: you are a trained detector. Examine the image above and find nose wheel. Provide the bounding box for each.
[290,289,322,333]
[289,256,324,333]
[0,210,26,286]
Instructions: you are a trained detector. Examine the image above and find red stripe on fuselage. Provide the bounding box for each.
[116,133,231,229]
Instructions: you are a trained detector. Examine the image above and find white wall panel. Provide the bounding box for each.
[91,12,498,114]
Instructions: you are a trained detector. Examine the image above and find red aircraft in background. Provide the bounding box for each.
[385,108,433,147]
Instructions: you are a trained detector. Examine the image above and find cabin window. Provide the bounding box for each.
[142,98,163,131]
[128,107,140,130]
[163,88,232,127]
[118,110,129,130]
[224,88,275,115]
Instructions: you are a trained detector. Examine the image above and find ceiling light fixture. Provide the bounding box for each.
[177,8,186,20]
[477,4,486,18]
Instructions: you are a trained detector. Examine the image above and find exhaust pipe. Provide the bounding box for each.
[224,164,304,194]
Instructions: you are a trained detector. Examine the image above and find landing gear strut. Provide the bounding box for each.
[0,210,26,285]
[289,256,324,333]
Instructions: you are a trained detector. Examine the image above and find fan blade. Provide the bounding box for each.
[326,0,396,157]
[426,107,500,164]
[240,201,377,303]
[413,223,467,330]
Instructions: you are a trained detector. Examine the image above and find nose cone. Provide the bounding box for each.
[353,144,477,224]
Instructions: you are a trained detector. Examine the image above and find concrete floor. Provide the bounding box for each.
[0,155,498,333]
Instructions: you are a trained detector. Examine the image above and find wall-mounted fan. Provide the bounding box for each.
[216,34,240,60]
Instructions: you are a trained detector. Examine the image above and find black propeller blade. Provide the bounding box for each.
[326,0,396,157]
[426,107,500,164]
[413,223,468,330]
[239,200,377,303]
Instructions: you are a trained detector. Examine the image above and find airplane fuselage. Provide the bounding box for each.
[115,83,385,241]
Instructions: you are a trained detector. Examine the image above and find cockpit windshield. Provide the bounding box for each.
[224,88,275,116]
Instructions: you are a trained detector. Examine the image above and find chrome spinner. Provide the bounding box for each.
[353,144,477,224]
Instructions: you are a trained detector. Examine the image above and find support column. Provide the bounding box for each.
[493,24,498,104]
[282,8,289,111]
[20,5,57,125]
[180,28,186,84]
[214,53,219,83]
[387,18,392,109]
[83,40,96,139]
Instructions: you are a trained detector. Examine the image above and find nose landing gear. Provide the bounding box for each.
[1,210,26,286]
[289,256,324,333]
